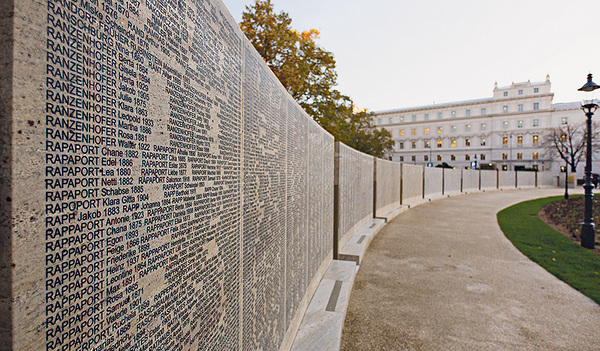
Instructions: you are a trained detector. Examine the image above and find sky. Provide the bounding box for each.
[221,0,600,112]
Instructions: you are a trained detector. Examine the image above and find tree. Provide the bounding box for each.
[542,122,600,172]
[240,0,393,158]
[542,122,600,199]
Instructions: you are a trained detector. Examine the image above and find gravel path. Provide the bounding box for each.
[341,188,600,351]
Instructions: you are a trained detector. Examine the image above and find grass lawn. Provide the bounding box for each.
[497,196,600,304]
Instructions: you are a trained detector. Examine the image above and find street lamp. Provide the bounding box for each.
[577,73,600,249]
[563,148,569,200]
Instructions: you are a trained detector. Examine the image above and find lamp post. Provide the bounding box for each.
[563,149,569,200]
[577,73,600,249]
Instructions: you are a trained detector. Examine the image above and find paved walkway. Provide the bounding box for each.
[340,188,600,351]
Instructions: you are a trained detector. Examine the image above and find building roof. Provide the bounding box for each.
[553,102,581,110]
[375,97,493,115]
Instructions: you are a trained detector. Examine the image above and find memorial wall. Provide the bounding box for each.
[374,159,401,216]
[462,170,480,192]
[0,0,560,349]
[480,170,498,190]
[1,0,334,349]
[423,167,442,199]
[336,142,374,247]
[401,164,423,205]
[443,169,462,195]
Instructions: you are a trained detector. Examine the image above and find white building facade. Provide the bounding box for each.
[374,77,589,174]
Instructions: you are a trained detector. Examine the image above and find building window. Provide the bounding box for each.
[518,104,523,112]
[466,109,471,117]
[451,139,456,147]
[424,155,429,161]
[438,112,442,119]
[412,129,417,135]
[517,153,523,160]
[533,135,538,144]
[399,116,404,123]
[504,92,508,97]
[389,117,393,124]
[480,154,486,160]
[412,141,417,149]
[437,140,443,148]
[400,156,404,162]
[480,138,486,146]
[465,154,471,161]
[437,155,442,161]
[451,111,456,118]
[561,134,567,142]
[534,88,539,93]
[400,129,405,136]
[465,139,471,146]
[533,119,539,127]
[503,121,509,129]
[533,102,539,110]
[518,89,523,95]
[451,125,457,132]
[425,114,429,120]
[424,127,430,134]
[437,126,443,134]
[481,108,486,115]
[561,117,568,125]
[503,106,508,113]
[502,137,508,145]
[451,154,456,161]
[481,123,486,131]
[465,124,471,131]
[518,120,523,128]
[412,115,417,122]
[502,153,508,160]
[533,152,538,160]
[425,140,430,148]
[517,136,523,145]
[378,118,382,125]
[399,142,404,149]
[412,155,416,162]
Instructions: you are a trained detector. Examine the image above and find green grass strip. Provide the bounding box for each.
[497,196,600,304]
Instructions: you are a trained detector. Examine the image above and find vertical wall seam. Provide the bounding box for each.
[238,41,245,351]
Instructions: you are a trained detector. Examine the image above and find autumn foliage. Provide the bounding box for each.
[240,0,393,158]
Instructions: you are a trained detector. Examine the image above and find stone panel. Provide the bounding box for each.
[375,159,401,215]
[424,167,443,198]
[337,142,373,247]
[499,171,517,189]
[517,171,536,188]
[1,0,334,349]
[401,164,423,204]
[284,101,308,334]
[462,170,480,192]
[540,171,559,187]
[443,168,462,195]
[480,170,498,190]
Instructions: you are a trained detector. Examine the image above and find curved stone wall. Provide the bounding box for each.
[1,0,334,349]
